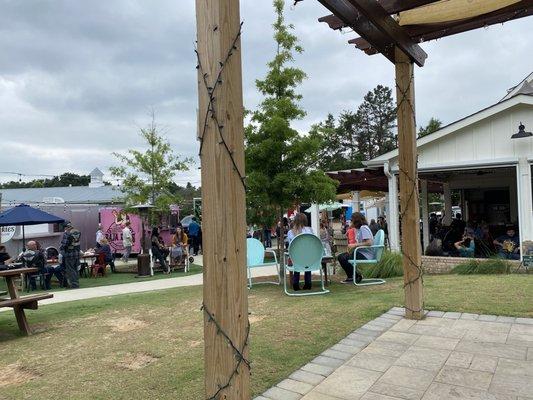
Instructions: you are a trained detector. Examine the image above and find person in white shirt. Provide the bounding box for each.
[287,213,314,291]
[96,224,105,248]
[122,221,133,263]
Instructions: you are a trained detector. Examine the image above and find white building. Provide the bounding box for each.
[365,72,533,257]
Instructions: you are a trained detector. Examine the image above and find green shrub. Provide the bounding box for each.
[363,251,403,279]
[452,258,511,275]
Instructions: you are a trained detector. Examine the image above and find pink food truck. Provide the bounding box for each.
[100,207,142,254]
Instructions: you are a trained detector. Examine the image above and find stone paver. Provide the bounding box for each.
[258,308,533,400]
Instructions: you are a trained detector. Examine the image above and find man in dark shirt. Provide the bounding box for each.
[0,245,12,265]
[187,217,201,256]
[493,226,520,260]
[60,222,81,288]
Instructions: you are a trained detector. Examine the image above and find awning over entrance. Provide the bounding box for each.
[327,168,443,193]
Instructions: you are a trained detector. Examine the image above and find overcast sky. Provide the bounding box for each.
[0,0,531,186]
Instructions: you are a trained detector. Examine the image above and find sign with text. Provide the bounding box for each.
[1,226,16,243]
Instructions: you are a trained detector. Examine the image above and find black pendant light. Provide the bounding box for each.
[511,122,533,139]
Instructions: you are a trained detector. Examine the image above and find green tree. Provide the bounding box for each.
[245,0,337,231]
[0,173,91,189]
[356,85,396,159]
[418,117,442,138]
[309,113,363,171]
[110,117,192,219]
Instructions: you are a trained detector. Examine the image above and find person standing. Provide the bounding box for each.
[188,217,200,256]
[95,224,105,248]
[122,221,133,263]
[59,222,81,289]
[287,213,313,291]
[369,219,380,236]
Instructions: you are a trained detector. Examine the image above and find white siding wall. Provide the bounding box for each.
[390,104,533,170]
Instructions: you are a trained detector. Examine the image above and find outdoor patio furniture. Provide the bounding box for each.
[348,229,386,286]
[246,238,279,289]
[0,268,53,335]
[284,233,329,296]
[90,253,107,277]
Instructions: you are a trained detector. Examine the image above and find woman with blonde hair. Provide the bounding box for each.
[287,213,314,291]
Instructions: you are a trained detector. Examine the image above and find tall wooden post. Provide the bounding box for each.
[395,48,424,320]
[196,1,250,399]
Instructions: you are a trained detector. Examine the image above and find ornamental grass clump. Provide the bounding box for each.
[364,251,403,278]
[452,258,511,275]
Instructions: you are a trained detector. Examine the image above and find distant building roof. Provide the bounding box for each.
[0,185,123,206]
[90,168,104,177]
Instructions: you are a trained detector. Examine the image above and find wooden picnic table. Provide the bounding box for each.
[0,268,53,335]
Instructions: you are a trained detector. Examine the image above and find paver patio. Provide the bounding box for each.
[257,308,533,400]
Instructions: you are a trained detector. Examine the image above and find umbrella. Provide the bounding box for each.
[304,202,349,212]
[0,204,65,251]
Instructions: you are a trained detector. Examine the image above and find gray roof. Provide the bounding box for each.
[0,185,123,205]
[89,168,104,177]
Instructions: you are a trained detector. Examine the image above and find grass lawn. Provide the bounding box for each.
[0,274,531,399]
[0,264,202,294]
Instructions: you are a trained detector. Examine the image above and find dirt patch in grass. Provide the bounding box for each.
[106,317,148,332]
[249,314,265,324]
[0,364,40,387]
[189,340,202,348]
[117,353,159,370]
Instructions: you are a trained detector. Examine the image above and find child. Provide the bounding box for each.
[287,213,313,291]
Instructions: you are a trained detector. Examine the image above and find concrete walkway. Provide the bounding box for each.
[257,308,533,400]
[3,255,279,308]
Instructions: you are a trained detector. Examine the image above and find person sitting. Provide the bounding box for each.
[337,212,373,284]
[171,225,188,265]
[369,219,380,236]
[151,227,169,274]
[493,225,520,260]
[21,240,60,290]
[287,213,314,291]
[454,229,475,258]
[97,238,116,273]
[0,245,13,266]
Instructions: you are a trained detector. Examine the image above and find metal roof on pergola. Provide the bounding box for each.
[315,0,533,67]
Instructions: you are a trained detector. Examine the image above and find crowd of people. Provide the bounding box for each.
[426,212,521,260]
[0,216,203,291]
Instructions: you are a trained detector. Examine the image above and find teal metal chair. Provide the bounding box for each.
[246,238,280,289]
[284,233,329,296]
[349,229,386,286]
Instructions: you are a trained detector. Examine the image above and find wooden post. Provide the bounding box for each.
[421,179,429,251]
[395,47,424,320]
[195,1,250,399]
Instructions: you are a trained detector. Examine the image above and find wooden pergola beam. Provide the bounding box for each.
[319,0,439,30]
[318,0,395,62]
[348,2,533,53]
[345,0,427,66]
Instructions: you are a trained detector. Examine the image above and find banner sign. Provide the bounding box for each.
[1,226,16,243]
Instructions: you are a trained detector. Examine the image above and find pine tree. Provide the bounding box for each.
[245,0,337,231]
[418,117,442,138]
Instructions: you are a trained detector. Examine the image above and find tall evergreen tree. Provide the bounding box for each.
[245,0,337,230]
[356,85,396,158]
[418,117,442,138]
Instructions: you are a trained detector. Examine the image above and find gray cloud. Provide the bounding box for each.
[0,0,531,185]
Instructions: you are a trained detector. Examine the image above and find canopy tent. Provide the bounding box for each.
[304,202,349,212]
[0,204,65,250]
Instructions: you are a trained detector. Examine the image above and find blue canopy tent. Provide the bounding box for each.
[0,204,65,251]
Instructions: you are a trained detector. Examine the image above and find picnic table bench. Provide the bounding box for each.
[0,268,53,335]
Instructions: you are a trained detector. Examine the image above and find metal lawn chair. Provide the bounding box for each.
[349,229,386,286]
[284,233,329,296]
[246,238,279,288]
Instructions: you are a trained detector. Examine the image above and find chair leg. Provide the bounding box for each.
[352,263,385,286]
